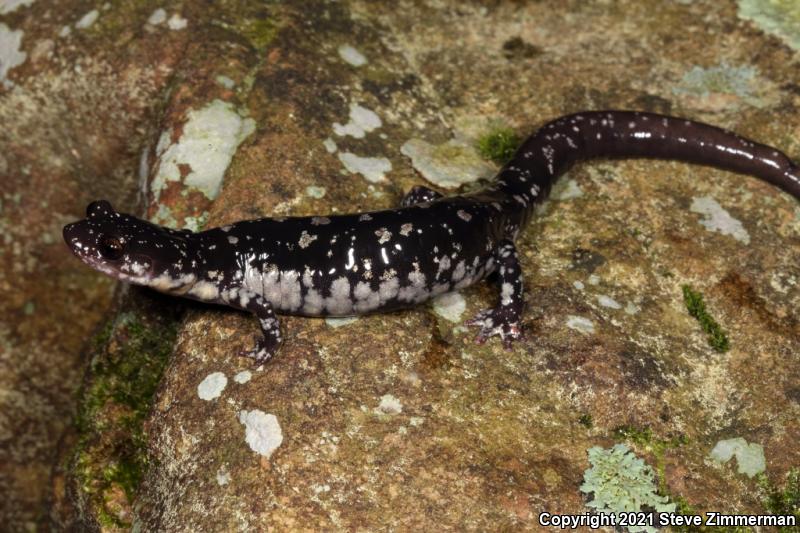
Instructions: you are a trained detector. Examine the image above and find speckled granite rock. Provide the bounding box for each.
[0,1,187,529]
[2,0,799,531]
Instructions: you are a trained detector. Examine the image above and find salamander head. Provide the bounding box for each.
[63,200,197,291]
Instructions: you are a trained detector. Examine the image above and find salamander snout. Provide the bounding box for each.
[62,221,85,258]
[63,202,187,285]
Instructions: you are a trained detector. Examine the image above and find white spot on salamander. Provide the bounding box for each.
[311,216,331,225]
[399,223,413,236]
[197,372,227,400]
[326,276,353,314]
[690,196,750,244]
[189,280,220,300]
[227,236,239,245]
[239,410,283,457]
[500,282,514,306]
[298,230,318,248]
[457,209,472,222]
[375,227,392,244]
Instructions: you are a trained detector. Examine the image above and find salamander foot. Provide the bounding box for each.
[240,335,281,365]
[465,307,523,350]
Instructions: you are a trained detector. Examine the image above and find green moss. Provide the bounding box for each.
[758,469,800,532]
[476,127,521,165]
[682,285,730,353]
[240,17,279,50]
[613,425,688,494]
[72,312,179,527]
[637,443,797,532]
[578,413,593,428]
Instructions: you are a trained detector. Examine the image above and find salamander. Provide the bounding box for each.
[63,111,800,364]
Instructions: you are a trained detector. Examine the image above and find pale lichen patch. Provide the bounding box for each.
[709,437,766,477]
[432,292,466,322]
[690,196,750,244]
[325,316,359,328]
[216,75,235,89]
[566,315,595,334]
[338,152,391,183]
[737,0,800,52]
[0,0,34,15]
[322,137,337,153]
[376,394,403,415]
[233,370,252,384]
[239,410,283,457]
[597,295,622,309]
[556,179,584,200]
[337,44,367,66]
[216,466,231,486]
[75,10,100,30]
[197,372,227,401]
[153,99,256,201]
[147,8,167,26]
[333,103,382,139]
[400,138,494,189]
[0,23,27,88]
[167,13,188,31]
[305,185,326,199]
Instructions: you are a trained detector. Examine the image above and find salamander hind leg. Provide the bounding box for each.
[465,240,524,349]
[224,288,283,365]
[401,185,443,207]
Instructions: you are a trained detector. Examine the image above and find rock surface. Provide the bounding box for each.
[1,0,798,531]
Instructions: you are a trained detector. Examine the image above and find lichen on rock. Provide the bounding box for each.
[580,444,676,533]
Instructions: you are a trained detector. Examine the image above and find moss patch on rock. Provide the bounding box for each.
[476,126,521,165]
[71,304,180,529]
[682,285,730,353]
[759,469,800,532]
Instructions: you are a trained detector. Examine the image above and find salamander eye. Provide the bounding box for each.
[99,235,124,260]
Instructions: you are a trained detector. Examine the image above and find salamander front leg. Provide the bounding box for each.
[465,240,524,349]
[401,185,443,207]
[224,289,283,365]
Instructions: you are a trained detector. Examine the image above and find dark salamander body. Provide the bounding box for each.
[64,111,800,364]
